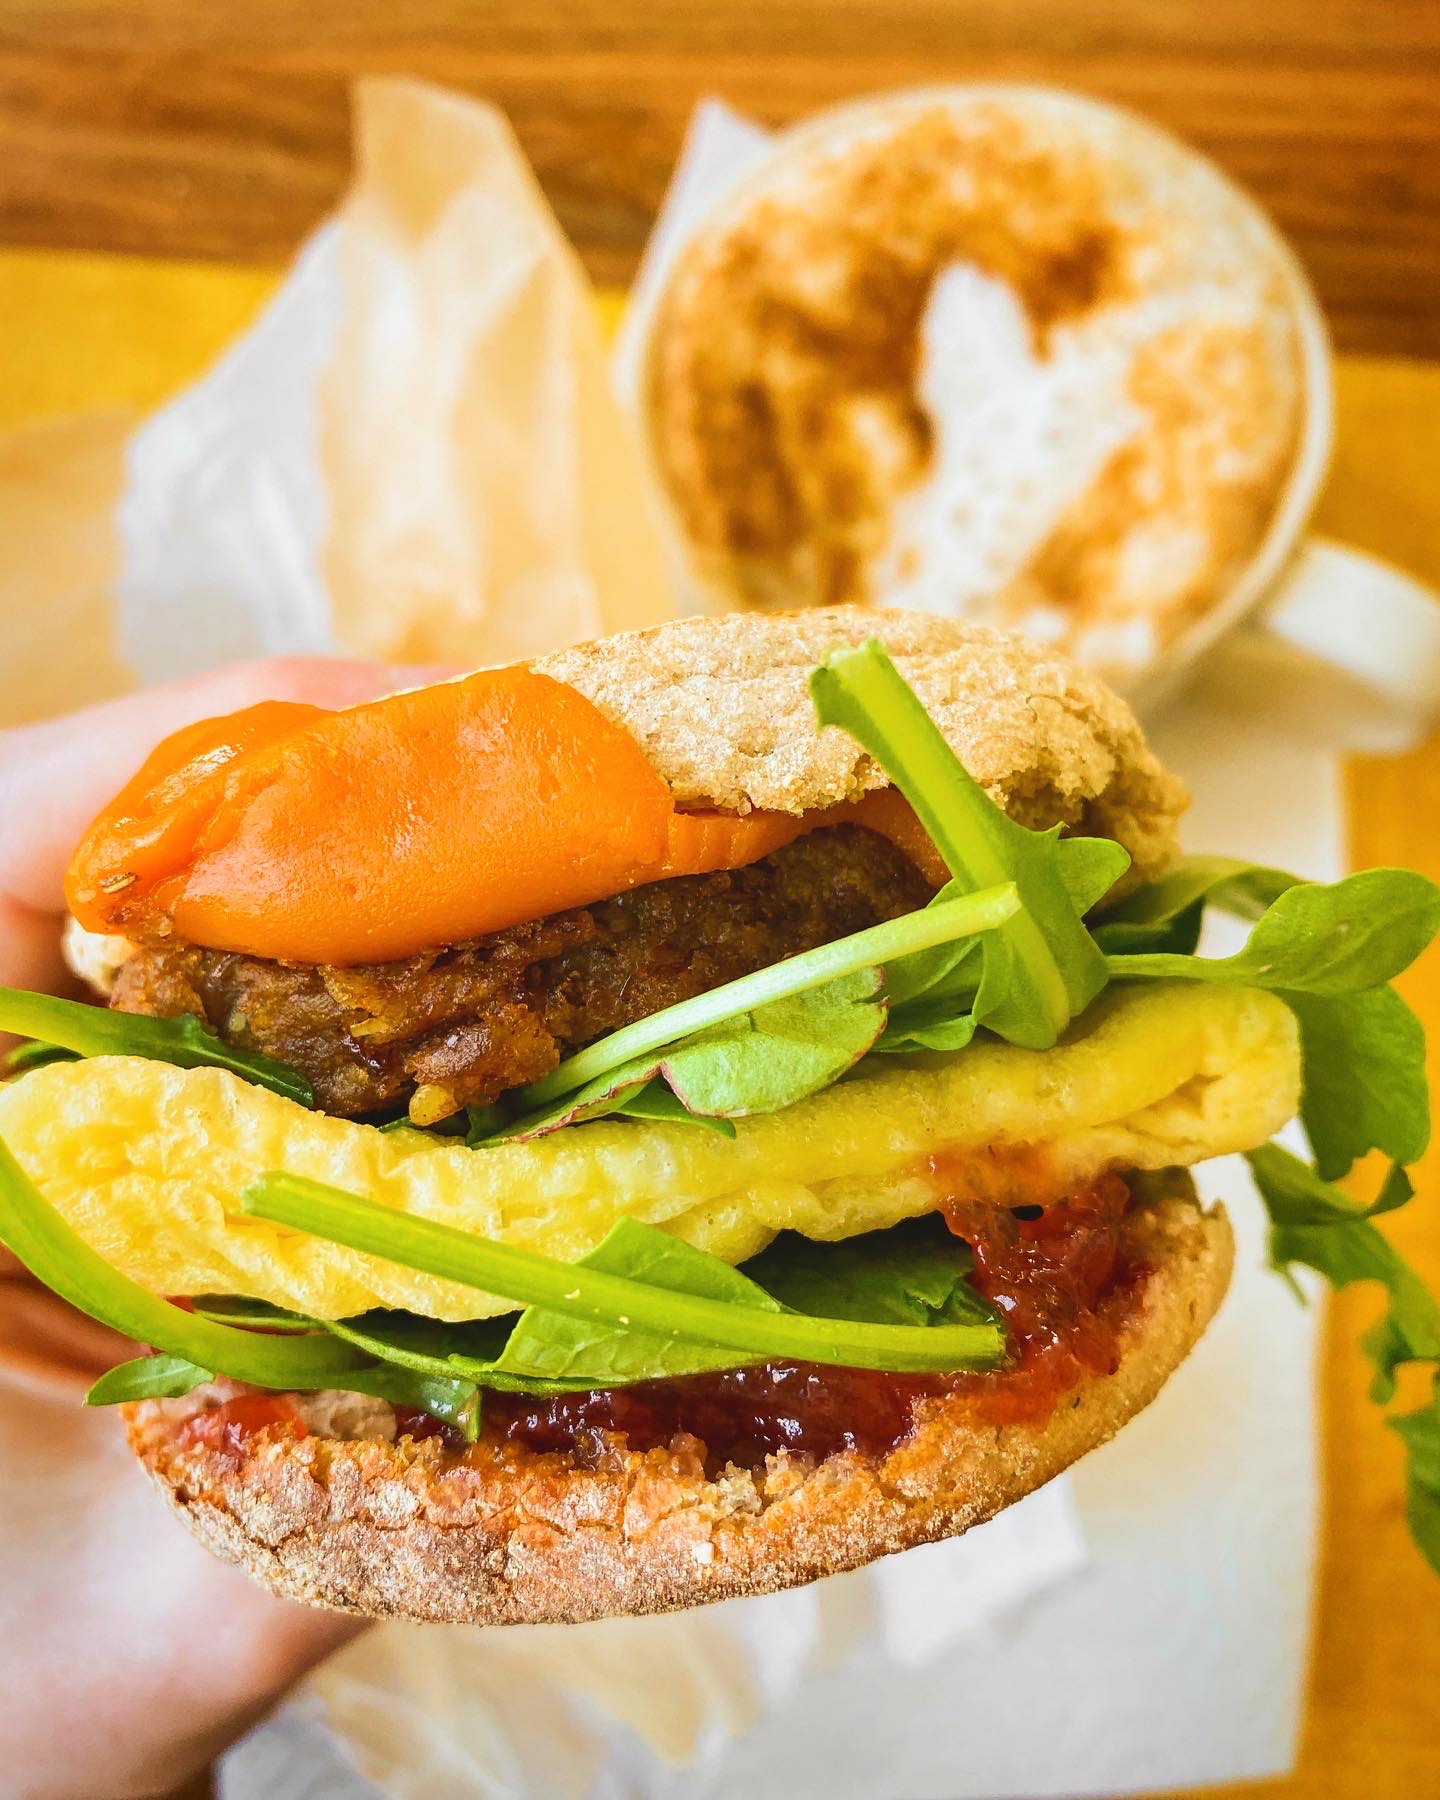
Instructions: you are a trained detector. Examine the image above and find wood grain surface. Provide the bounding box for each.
[1,1,1439,355]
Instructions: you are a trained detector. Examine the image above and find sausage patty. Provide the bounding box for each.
[109,826,933,1121]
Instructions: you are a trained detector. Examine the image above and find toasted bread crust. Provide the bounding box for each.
[536,606,1185,885]
[124,1192,1229,1625]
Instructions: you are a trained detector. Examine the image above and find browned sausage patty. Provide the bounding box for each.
[109,825,933,1121]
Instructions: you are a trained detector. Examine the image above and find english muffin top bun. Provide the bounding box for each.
[537,606,1186,871]
[0,603,1353,1626]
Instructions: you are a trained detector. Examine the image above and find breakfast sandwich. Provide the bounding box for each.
[1,607,1436,1620]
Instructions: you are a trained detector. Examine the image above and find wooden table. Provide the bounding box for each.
[1,6,1438,1791]
[1,1,1439,356]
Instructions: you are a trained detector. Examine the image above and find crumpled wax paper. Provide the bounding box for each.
[116,77,675,685]
[0,77,1323,1800]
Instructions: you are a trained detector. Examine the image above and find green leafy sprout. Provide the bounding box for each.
[0,989,312,1104]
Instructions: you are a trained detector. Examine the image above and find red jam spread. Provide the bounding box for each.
[936,1161,1136,1428]
[179,1393,306,1458]
[392,1406,461,1445]
[483,1161,1139,1469]
[483,1361,936,1468]
[175,1160,1143,1471]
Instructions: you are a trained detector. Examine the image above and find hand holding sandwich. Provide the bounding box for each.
[0,658,441,1800]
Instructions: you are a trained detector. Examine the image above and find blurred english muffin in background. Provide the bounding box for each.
[642,88,1312,686]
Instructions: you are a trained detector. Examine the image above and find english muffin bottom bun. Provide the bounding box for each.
[0,604,1344,1624]
[640,89,1316,688]
[122,1182,1229,1625]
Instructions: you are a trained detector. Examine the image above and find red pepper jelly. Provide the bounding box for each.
[179,1393,306,1459]
[480,1163,1138,1469]
[935,1158,1134,1428]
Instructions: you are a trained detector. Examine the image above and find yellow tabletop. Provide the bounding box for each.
[2,247,1437,1795]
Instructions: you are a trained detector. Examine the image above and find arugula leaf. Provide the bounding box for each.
[1249,1150,1415,1230]
[491,969,884,1142]
[191,1296,322,1332]
[881,882,982,1010]
[0,988,313,1106]
[1391,1380,1440,1576]
[512,882,1018,1112]
[845,828,1125,1061]
[810,641,1108,1048]
[489,1220,785,1386]
[879,838,1126,1042]
[479,1070,736,1145]
[240,1173,1006,1374]
[202,1280,749,1395]
[88,1296,484,1428]
[195,1297,554,1402]
[871,888,983,1052]
[214,1255,839,1395]
[323,1308,508,1371]
[1094,855,1300,952]
[166,1219,1007,1400]
[181,1218,1000,1396]
[1106,869,1440,997]
[88,1354,214,1403]
[3,1040,80,1077]
[490,1220,989,1388]
[1282,986,1431,1180]
[314,1362,480,1433]
[89,1343,481,1433]
[1247,1145,1440,1400]
[1056,837,1134,915]
[644,972,884,1115]
[1091,905,1207,958]
[744,1217,996,1328]
[873,1004,980,1057]
[1363,1165,1421,1219]
[606,1081,738,1137]
[1248,1141,1440,1574]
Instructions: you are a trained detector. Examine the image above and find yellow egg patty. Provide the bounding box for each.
[0,984,1298,1321]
